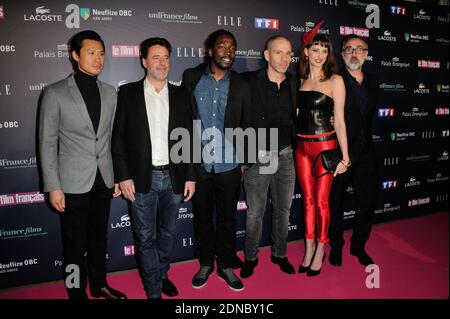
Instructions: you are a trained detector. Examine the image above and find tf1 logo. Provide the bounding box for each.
[254,18,279,30]
[382,180,397,189]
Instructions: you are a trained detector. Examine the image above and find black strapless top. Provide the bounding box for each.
[296,91,334,136]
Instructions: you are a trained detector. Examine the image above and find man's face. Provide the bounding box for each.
[209,35,236,70]
[72,39,105,76]
[264,37,292,75]
[142,44,170,82]
[342,38,368,71]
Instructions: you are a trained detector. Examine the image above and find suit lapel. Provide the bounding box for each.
[97,81,108,136]
[138,79,152,142]
[256,69,269,113]
[168,84,175,133]
[67,74,95,134]
[189,65,204,119]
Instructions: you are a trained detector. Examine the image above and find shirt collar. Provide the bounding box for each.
[204,64,231,81]
[144,77,168,95]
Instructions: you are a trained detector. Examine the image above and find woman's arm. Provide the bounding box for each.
[331,75,350,175]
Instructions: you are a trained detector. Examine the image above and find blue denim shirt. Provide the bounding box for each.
[194,67,239,173]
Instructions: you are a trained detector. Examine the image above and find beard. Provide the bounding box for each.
[344,57,364,71]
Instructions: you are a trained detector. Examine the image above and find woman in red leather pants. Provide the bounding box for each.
[295,24,351,276]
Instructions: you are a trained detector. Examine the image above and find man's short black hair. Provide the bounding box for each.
[204,29,237,58]
[69,30,105,55]
[140,37,172,59]
[341,34,368,51]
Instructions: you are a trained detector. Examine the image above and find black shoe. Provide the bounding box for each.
[329,248,343,267]
[298,263,310,273]
[161,278,178,297]
[270,255,295,274]
[240,258,258,278]
[192,265,214,289]
[307,253,326,277]
[350,247,374,266]
[217,268,244,292]
[232,255,244,269]
[91,286,127,299]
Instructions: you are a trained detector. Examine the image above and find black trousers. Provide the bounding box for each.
[60,170,112,299]
[329,151,377,251]
[192,166,241,269]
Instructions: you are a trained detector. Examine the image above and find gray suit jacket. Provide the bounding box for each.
[39,74,117,194]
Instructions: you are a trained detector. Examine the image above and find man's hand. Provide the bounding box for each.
[113,183,122,198]
[119,179,135,202]
[49,189,65,213]
[183,181,196,202]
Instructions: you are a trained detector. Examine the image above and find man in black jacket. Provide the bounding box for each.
[182,29,251,292]
[239,35,297,278]
[329,34,379,267]
[112,37,196,299]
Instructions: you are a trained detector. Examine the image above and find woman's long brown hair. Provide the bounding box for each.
[299,34,338,81]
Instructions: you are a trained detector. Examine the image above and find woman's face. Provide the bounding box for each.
[305,43,329,69]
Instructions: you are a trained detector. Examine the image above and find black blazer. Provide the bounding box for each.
[112,79,196,194]
[340,68,379,161]
[181,62,251,164]
[240,68,298,156]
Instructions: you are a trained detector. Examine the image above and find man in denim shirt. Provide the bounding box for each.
[182,29,251,292]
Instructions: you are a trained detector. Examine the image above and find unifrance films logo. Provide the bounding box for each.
[148,11,202,24]
[379,83,407,92]
[0,156,37,168]
[0,226,48,240]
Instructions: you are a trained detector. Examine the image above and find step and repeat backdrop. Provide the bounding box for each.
[0,0,448,289]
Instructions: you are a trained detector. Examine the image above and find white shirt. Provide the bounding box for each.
[144,78,170,166]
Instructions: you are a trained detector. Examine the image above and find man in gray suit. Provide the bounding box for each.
[39,30,126,299]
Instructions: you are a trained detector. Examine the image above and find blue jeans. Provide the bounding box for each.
[243,146,295,261]
[130,170,181,298]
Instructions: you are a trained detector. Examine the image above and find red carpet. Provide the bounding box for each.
[0,212,448,299]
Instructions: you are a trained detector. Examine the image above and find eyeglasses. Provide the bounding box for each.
[343,46,368,55]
